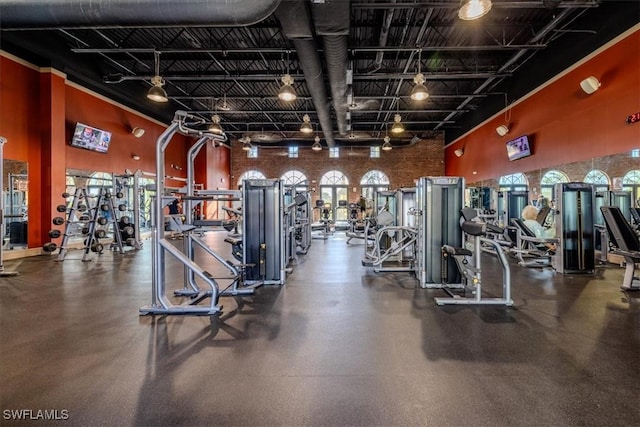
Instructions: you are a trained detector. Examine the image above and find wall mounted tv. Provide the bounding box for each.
[70,122,112,153]
[505,135,531,161]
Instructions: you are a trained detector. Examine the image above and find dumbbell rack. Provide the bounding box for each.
[51,188,125,261]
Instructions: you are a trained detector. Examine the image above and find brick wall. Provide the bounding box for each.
[469,151,638,196]
[230,133,445,203]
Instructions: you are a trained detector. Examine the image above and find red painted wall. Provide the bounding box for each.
[445,29,640,182]
[0,53,218,248]
[64,86,190,175]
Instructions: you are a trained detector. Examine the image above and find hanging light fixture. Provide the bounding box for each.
[300,114,313,134]
[241,136,252,151]
[312,135,322,151]
[410,49,429,101]
[278,50,297,102]
[147,51,168,103]
[458,0,492,20]
[209,114,223,134]
[382,135,392,151]
[218,93,231,111]
[390,114,404,134]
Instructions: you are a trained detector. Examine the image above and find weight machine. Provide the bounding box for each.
[140,111,227,316]
[600,205,640,291]
[415,176,465,288]
[243,179,286,285]
[436,208,513,306]
[594,190,632,261]
[552,182,595,274]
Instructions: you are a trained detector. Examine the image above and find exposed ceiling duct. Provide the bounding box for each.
[312,0,350,137]
[0,0,282,28]
[276,0,336,148]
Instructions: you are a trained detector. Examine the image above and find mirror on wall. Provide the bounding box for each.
[63,169,156,244]
[3,160,28,250]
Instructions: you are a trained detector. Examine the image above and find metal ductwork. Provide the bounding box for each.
[0,0,281,28]
[312,0,350,137]
[276,1,336,147]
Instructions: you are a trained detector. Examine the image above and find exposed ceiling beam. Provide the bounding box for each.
[168,93,501,100]
[190,109,469,114]
[105,72,510,82]
[73,44,546,55]
[351,1,599,9]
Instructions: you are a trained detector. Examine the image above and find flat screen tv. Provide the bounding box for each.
[70,122,112,153]
[505,135,531,161]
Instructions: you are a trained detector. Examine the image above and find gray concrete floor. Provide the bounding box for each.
[0,231,638,426]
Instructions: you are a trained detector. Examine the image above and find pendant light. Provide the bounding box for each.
[147,51,168,103]
[458,0,492,21]
[278,50,297,102]
[390,114,404,134]
[300,114,313,134]
[382,135,392,151]
[209,114,223,135]
[410,49,429,101]
[312,135,322,151]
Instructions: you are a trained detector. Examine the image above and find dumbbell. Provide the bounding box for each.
[125,238,137,246]
[90,243,104,253]
[95,229,107,239]
[122,226,134,236]
[43,242,58,252]
[118,204,127,212]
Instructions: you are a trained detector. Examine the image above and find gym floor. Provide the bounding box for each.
[0,231,638,426]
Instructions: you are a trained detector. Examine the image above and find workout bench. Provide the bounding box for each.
[600,206,640,291]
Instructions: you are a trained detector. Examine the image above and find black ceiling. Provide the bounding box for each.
[1,0,637,148]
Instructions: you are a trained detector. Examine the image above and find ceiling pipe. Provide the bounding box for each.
[0,0,282,28]
[369,0,396,74]
[276,0,336,148]
[312,0,351,136]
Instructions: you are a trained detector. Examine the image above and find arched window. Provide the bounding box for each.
[583,169,610,192]
[237,170,266,188]
[280,170,308,187]
[320,170,349,185]
[360,170,390,201]
[540,170,569,201]
[622,170,640,207]
[319,170,349,222]
[498,173,528,192]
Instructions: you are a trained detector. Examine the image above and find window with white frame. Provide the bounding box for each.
[329,147,339,158]
[360,170,390,200]
[280,170,308,188]
[622,170,640,207]
[498,173,528,192]
[247,146,258,158]
[237,170,266,188]
[583,169,610,192]
[370,146,380,158]
[288,146,299,158]
[540,170,569,201]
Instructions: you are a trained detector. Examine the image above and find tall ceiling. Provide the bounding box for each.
[1,0,637,148]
